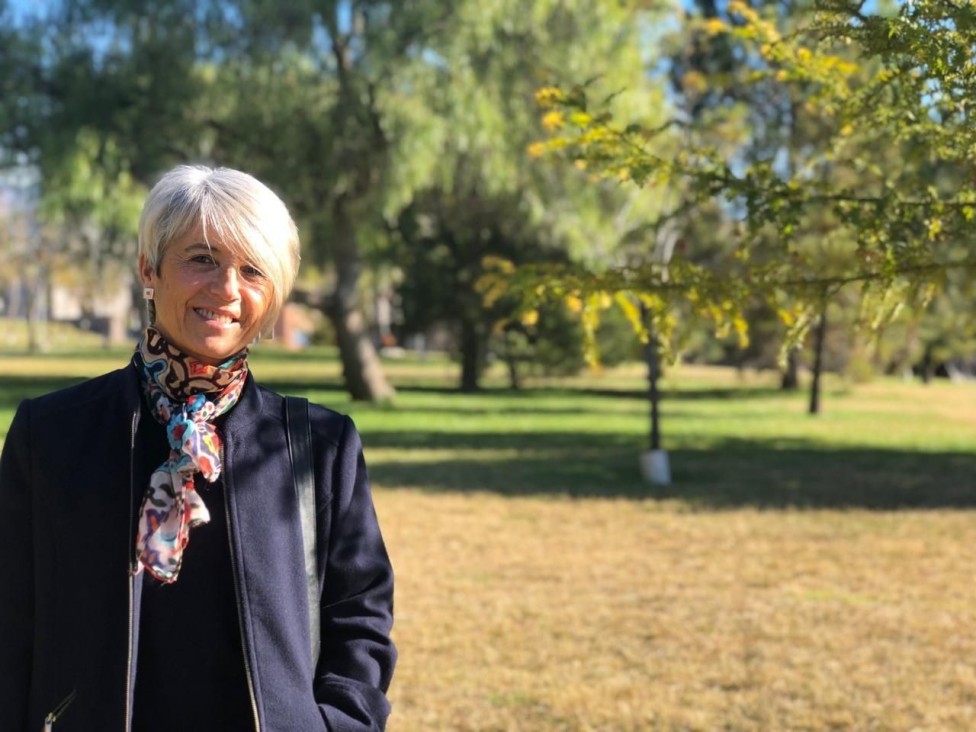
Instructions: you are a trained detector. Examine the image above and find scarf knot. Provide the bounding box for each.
[134,327,248,583]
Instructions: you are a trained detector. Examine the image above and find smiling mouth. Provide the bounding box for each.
[195,308,238,326]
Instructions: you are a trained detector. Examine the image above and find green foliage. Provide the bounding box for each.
[522,0,976,366]
[491,301,641,382]
[0,0,673,395]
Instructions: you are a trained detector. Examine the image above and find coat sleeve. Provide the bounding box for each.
[314,415,396,732]
[0,400,34,731]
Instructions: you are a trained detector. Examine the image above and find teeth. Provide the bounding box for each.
[197,308,235,325]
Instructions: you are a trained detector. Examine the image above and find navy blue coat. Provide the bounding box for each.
[0,363,396,731]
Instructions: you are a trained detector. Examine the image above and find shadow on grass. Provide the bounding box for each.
[367,431,976,509]
[4,373,971,510]
[665,439,976,509]
[574,386,794,401]
[279,380,818,408]
[270,381,652,417]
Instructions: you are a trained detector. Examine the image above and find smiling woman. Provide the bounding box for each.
[0,165,397,732]
[137,166,300,361]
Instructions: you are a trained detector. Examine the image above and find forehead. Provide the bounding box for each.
[166,225,250,260]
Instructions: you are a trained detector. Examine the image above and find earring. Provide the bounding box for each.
[143,287,155,300]
[252,327,274,346]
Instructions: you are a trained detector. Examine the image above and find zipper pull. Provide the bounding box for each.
[44,689,77,731]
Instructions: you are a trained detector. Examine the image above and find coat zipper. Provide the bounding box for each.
[223,446,262,732]
[44,689,77,731]
[124,407,140,732]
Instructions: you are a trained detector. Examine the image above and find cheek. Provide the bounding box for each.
[243,287,273,323]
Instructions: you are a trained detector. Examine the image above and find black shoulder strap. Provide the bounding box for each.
[285,395,320,670]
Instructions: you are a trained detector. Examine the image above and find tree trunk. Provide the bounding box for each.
[458,311,483,392]
[781,349,799,390]
[643,305,662,451]
[327,196,395,402]
[505,358,521,390]
[808,304,828,415]
[24,281,40,354]
[918,345,934,384]
[500,333,521,390]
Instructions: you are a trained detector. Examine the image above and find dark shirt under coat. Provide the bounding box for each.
[131,413,254,731]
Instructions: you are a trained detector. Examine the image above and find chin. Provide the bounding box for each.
[192,338,249,364]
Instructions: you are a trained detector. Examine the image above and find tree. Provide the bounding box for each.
[390,0,669,391]
[516,0,976,396]
[2,0,670,399]
[2,1,443,400]
[0,0,216,345]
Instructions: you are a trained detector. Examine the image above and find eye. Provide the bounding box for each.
[191,254,217,266]
[242,264,265,278]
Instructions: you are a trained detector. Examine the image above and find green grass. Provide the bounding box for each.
[2,351,974,509]
[258,355,976,509]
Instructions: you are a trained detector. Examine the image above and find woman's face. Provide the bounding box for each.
[139,226,272,365]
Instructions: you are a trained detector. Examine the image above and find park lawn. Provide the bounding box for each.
[1,349,975,730]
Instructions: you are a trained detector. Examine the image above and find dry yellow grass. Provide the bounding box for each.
[376,490,976,731]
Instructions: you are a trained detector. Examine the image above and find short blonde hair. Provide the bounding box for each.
[139,165,300,332]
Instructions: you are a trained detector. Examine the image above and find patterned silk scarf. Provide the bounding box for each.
[134,326,248,583]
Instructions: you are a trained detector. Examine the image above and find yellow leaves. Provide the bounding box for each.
[477,257,515,308]
[568,112,592,127]
[565,294,583,313]
[777,306,800,327]
[541,111,564,131]
[519,309,539,327]
[703,18,727,36]
[926,217,943,240]
[821,56,858,77]
[527,141,547,158]
[482,255,515,274]
[580,301,603,371]
[682,70,709,95]
[731,313,750,348]
[727,0,755,19]
[534,86,565,107]
[614,292,648,343]
[594,291,613,310]
[702,298,749,348]
[479,277,509,308]
[728,0,779,43]
[578,127,612,145]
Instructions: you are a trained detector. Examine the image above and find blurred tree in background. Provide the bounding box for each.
[3,0,976,398]
[516,0,976,408]
[0,0,670,399]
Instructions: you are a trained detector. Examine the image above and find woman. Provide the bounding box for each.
[0,165,396,731]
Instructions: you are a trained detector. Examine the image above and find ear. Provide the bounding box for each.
[138,253,155,287]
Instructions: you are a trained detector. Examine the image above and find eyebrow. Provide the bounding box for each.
[185,242,220,253]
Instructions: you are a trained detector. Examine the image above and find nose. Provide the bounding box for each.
[211,264,240,299]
